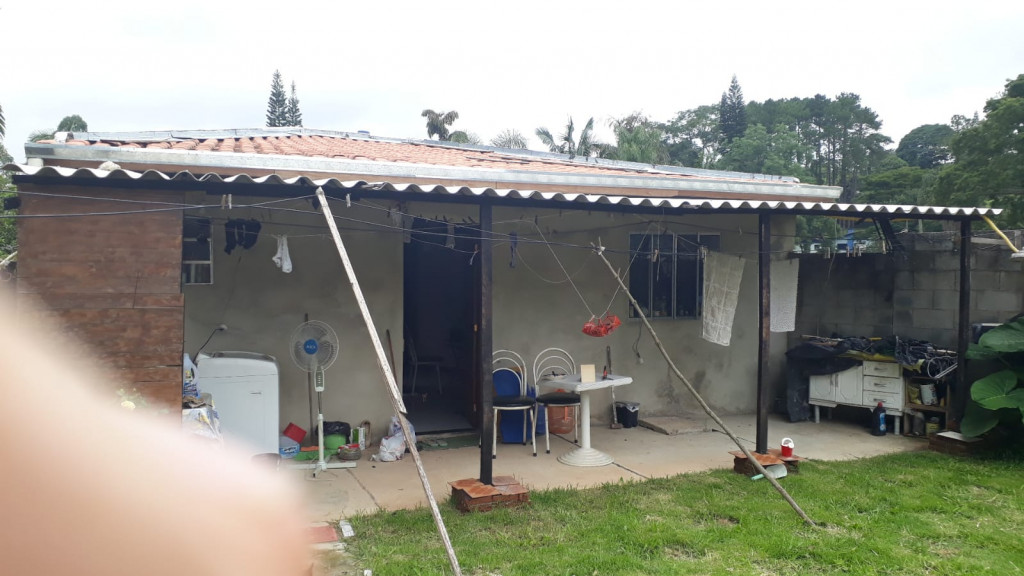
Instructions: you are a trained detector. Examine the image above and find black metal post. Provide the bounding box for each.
[479,203,494,484]
[756,212,771,454]
[954,219,972,429]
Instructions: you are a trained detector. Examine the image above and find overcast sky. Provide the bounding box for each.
[2,1,1022,163]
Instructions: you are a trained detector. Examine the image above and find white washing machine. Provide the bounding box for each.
[198,351,280,457]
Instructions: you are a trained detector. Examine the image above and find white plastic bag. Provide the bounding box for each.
[388,415,416,448]
[376,431,406,462]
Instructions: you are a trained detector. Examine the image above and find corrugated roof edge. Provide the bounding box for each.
[25,143,841,200]
[3,163,1000,218]
[31,127,802,183]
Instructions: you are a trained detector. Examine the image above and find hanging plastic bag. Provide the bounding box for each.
[582,313,622,337]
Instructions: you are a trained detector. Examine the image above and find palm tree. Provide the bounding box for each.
[421,109,460,141]
[490,129,528,149]
[535,116,597,159]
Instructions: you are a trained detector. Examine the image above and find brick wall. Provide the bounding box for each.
[16,185,184,411]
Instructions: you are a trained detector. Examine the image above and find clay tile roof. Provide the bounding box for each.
[28,129,829,196]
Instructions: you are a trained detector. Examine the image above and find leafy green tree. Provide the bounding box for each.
[266,70,288,127]
[448,131,482,145]
[718,75,747,149]
[57,114,88,132]
[950,112,980,133]
[937,74,1024,225]
[286,81,302,127]
[896,124,953,169]
[535,116,597,159]
[421,109,460,141]
[489,129,528,149]
[27,114,90,142]
[662,105,721,168]
[0,143,15,259]
[717,124,812,179]
[604,113,667,164]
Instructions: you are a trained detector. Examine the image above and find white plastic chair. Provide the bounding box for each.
[532,347,580,454]
[491,350,536,458]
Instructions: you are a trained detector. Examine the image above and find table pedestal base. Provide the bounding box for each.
[557,447,613,467]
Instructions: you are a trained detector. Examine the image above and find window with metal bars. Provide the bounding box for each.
[628,232,720,318]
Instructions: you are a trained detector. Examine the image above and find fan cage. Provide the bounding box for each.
[289,321,340,372]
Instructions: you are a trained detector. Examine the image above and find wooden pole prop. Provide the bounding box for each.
[316,188,463,575]
[593,243,815,526]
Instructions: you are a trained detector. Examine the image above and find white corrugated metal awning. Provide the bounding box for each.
[4,163,1001,218]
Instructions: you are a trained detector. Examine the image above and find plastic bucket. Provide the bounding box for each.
[780,437,795,457]
[283,422,307,443]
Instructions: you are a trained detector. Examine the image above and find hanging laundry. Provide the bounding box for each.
[224,219,262,254]
[445,222,455,249]
[770,258,800,333]
[272,235,293,273]
[701,252,746,346]
[240,219,262,249]
[224,220,240,254]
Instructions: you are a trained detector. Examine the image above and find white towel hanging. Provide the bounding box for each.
[272,235,293,273]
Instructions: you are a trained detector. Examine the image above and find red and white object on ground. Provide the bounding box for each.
[781,437,795,458]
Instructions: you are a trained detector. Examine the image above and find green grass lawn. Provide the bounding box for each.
[345,451,1024,575]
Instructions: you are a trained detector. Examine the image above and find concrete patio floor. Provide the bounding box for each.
[287,413,926,522]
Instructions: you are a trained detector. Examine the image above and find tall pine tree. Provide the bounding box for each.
[265,70,288,127]
[719,75,748,148]
[286,81,302,127]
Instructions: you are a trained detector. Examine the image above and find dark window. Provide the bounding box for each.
[628,232,720,318]
[182,217,213,285]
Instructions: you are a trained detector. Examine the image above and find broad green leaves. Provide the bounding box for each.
[960,400,1001,438]
[971,370,1024,411]
[977,318,1024,353]
[961,316,1024,437]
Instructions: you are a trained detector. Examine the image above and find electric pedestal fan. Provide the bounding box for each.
[289,320,353,475]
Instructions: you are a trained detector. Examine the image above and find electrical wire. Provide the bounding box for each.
[0,188,899,259]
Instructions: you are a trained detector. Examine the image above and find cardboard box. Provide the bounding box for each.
[580,364,596,383]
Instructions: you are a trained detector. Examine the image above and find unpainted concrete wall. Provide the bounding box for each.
[490,208,788,421]
[184,199,792,437]
[183,195,405,443]
[794,231,1024,350]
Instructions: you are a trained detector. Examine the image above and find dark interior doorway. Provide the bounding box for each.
[402,218,479,434]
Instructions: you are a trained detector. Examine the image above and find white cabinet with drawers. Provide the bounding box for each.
[809,361,904,434]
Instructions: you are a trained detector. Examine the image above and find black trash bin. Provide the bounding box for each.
[614,401,640,428]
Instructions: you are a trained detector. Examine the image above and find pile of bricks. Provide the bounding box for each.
[449,476,529,513]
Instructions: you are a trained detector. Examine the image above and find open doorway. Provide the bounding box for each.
[402,218,479,434]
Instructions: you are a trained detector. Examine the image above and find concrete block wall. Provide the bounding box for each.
[793,253,895,341]
[795,231,1024,350]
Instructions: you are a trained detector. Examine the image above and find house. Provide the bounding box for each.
[6,128,997,456]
